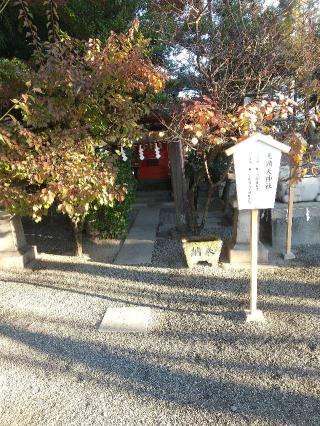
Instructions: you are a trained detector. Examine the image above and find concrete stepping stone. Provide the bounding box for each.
[99,307,152,333]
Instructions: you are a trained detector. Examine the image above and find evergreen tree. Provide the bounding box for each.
[0,0,144,59]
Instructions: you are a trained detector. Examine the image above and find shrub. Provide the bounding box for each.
[0,58,30,113]
[86,152,137,239]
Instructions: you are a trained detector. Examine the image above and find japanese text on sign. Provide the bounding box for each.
[233,144,281,210]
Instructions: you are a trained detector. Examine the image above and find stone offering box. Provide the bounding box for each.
[0,212,37,268]
[182,235,223,268]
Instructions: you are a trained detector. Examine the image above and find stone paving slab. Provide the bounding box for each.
[99,307,152,333]
[114,207,160,265]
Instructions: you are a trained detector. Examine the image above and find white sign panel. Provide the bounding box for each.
[234,143,281,210]
[226,133,290,211]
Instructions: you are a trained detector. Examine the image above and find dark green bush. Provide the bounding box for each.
[0,6,32,59]
[0,1,143,59]
[0,58,30,113]
[59,0,143,40]
[86,152,137,239]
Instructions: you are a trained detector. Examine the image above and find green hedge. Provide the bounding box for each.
[86,152,137,239]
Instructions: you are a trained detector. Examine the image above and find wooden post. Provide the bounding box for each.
[250,209,258,313]
[168,140,187,230]
[284,168,296,260]
[246,209,265,322]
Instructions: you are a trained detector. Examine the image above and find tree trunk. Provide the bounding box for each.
[186,165,206,235]
[72,219,84,257]
[168,140,188,230]
[200,184,214,230]
[187,186,199,235]
[222,177,232,205]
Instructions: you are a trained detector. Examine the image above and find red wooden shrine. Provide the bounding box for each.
[134,142,170,182]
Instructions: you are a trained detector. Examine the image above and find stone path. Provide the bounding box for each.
[114,207,160,265]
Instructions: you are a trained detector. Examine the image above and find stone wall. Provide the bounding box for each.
[272,202,320,250]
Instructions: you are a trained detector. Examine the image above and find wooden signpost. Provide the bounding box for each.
[284,167,296,260]
[226,133,290,322]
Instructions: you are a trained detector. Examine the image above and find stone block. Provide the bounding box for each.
[272,202,320,250]
[245,309,266,322]
[227,206,269,264]
[228,242,269,264]
[283,252,296,260]
[0,211,37,268]
[182,235,223,268]
[99,307,152,333]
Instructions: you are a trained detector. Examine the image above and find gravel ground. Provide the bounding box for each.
[0,209,319,426]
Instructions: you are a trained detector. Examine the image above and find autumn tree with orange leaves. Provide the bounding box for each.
[0,19,166,255]
[148,0,320,232]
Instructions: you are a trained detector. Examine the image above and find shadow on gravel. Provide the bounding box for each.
[2,271,320,318]
[0,322,319,425]
[1,276,239,317]
[27,257,320,302]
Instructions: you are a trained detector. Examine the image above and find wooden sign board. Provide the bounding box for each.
[226,134,290,210]
[226,133,290,322]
